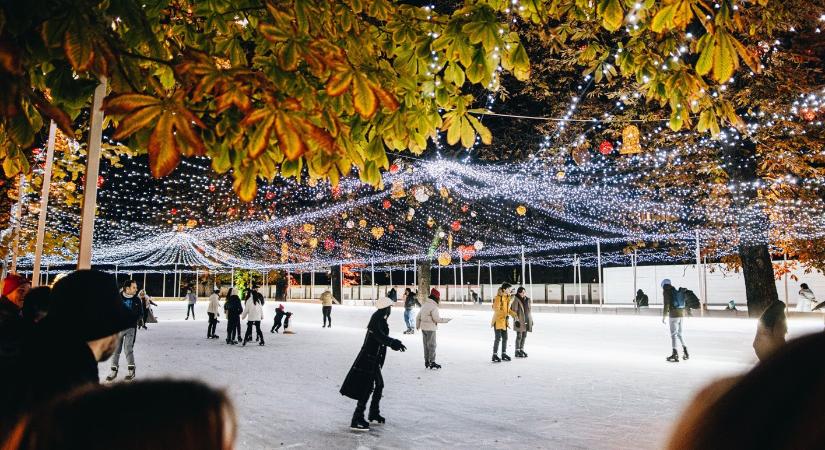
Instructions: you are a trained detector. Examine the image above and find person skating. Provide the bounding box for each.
[184,288,197,320]
[224,288,243,345]
[106,279,144,382]
[340,297,406,430]
[282,311,295,334]
[416,288,451,369]
[241,290,264,346]
[403,288,419,334]
[320,289,337,328]
[491,283,517,363]
[635,289,649,308]
[795,283,817,312]
[271,303,287,333]
[138,290,157,329]
[662,279,689,362]
[511,287,534,358]
[206,288,221,339]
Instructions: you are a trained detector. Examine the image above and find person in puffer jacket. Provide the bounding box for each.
[416,288,450,370]
[241,291,264,346]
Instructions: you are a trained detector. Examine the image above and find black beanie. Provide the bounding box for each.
[46,270,136,341]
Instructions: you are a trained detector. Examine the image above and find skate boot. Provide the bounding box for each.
[515,350,524,358]
[501,353,511,362]
[242,338,248,346]
[428,362,442,370]
[682,346,689,360]
[213,335,220,340]
[492,354,501,363]
[521,350,528,358]
[125,365,136,381]
[351,402,370,431]
[666,349,680,362]
[259,340,265,346]
[105,367,118,382]
[368,395,385,424]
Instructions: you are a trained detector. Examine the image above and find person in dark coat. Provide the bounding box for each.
[270,303,287,333]
[0,270,134,440]
[224,288,243,345]
[340,297,406,431]
[0,273,31,364]
[635,289,649,308]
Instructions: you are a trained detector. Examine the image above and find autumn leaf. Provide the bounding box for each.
[103,94,162,115]
[147,111,180,178]
[63,21,94,72]
[597,0,624,32]
[274,112,306,160]
[352,72,377,119]
[111,104,162,141]
[247,113,276,159]
[326,67,353,96]
[371,84,400,112]
[233,165,258,202]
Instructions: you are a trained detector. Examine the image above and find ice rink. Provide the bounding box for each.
[101,301,824,449]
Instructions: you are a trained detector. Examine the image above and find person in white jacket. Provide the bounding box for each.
[796,283,818,312]
[416,288,451,369]
[206,289,221,339]
[241,291,265,346]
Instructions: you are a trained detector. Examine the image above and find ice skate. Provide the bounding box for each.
[515,350,525,358]
[105,367,118,381]
[259,340,265,346]
[125,365,136,381]
[428,362,442,370]
[666,349,680,362]
[520,350,528,358]
[350,417,369,431]
[501,353,511,362]
[682,346,690,360]
[492,354,501,363]
[368,411,385,424]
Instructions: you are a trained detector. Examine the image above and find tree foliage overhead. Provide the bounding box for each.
[0,0,530,201]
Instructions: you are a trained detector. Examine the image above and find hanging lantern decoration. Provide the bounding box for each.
[474,240,484,250]
[171,208,178,215]
[620,125,642,154]
[516,205,527,216]
[439,186,449,198]
[371,226,385,239]
[302,223,315,234]
[263,234,270,241]
[358,219,367,228]
[438,251,452,266]
[598,140,614,155]
[280,242,289,262]
[309,237,319,248]
[382,199,391,209]
[556,171,565,181]
[389,163,400,174]
[450,220,461,232]
[390,180,406,199]
[413,186,430,203]
[324,238,335,251]
[186,219,198,229]
[461,204,470,213]
[346,220,355,229]
[427,216,435,227]
[572,143,592,166]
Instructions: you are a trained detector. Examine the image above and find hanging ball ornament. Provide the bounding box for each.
[97,175,104,188]
[598,140,614,155]
[307,178,318,187]
[450,220,461,232]
[556,171,565,181]
[65,181,76,192]
[439,186,449,198]
[620,125,642,155]
[382,199,391,209]
[389,163,400,174]
[303,223,315,234]
[371,226,385,239]
[359,219,367,228]
[171,208,178,215]
[474,240,484,250]
[800,108,817,122]
[209,184,216,192]
[461,204,470,213]
[388,224,395,232]
[427,216,435,228]
[346,220,355,229]
[265,191,276,200]
[438,230,446,238]
[263,234,270,241]
[438,251,452,266]
[309,237,319,248]
[324,238,335,251]
[516,205,527,216]
[470,211,477,218]
[413,186,430,203]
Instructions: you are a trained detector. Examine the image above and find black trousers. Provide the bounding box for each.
[355,372,384,414]
[271,318,283,332]
[227,315,241,341]
[322,305,332,326]
[186,304,195,319]
[207,312,218,337]
[244,321,264,343]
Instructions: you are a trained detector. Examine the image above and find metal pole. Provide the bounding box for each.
[488,263,493,302]
[459,258,464,304]
[413,257,417,286]
[371,259,375,301]
[10,175,25,274]
[310,267,315,299]
[576,255,582,306]
[32,121,57,286]
[597,240,603,309]
[783,252,789,305]
[162,272,166,297]
[231,267,235,289]
[286,268,291,300]
[452,265,457,302]
[572,254,578,305]
[45,265,50,286]
[633,250,638,309]
[520,245,526,285]
[529,261,534,301]
[77,78,107,270]
[695,230,704,316]
[195,268,199,297]
[403,264,407,287]
[438,266,441,287]
[143,271,147,292]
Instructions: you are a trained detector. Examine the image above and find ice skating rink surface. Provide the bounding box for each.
[102,302,823,449]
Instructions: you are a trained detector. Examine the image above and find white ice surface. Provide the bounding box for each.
[100,302,824,450]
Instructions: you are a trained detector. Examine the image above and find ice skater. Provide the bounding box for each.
[241,289,264,346]
[511,287,533,358]
[271,303,286,333]
[796,283,817,312]
[224,288,243,345]
[416,288,450,369]
[491,283,517,363]
[661,279,689,362]
[106,279,143,381]
[402,288,419,334]
[320,289,337,328]
[340,296,406,430]
[206,288,221,339]
[184,288,197,320]
[282,311,295,334]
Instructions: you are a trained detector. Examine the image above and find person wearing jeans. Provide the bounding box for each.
[511,287,534,358]
[416,288,450,369]
[107,279,143,381]
[184,289,197,320]
[491,283,517,363]
[662,279,689,362]
[320,290,337,328]
[403,288,419,334]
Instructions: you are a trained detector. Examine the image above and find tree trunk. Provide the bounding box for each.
[739,244,778,318]
[417,260,431,304]
[331,264,342,304]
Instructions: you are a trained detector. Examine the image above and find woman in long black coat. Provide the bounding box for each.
[340,298,406,430]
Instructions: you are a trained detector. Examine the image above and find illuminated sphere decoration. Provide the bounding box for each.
[382,199,391,209]
[516,205,527,216]
[413,187,430,203]
[450,220,461,231]
[474,240,484,250]
[358,219,367,228]
[598,140,614,155]
[346,220,355,229]
[438,251,451,266]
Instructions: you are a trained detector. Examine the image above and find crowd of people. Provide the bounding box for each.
[0,269,823,447]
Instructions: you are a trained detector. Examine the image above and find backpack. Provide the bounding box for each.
[672,289,686,309]
[683,289,701,309]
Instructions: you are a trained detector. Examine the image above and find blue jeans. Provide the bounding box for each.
[404,308,414,330]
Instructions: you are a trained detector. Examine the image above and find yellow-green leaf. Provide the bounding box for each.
[466,114,491,145]
[147,111,180,178]
[352,73,377,119]
[274,112,306,160]
[713,30,738,83]
[598,0,624,32]
[650,4,675,33]
[111,105,162,141]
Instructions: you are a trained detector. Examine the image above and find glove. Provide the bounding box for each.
[390,340,406,352]
[515,321,521,328]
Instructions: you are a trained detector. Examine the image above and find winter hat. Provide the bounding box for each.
[2,273,30,297]
[278,304,285,310]
[429,288,441,302]
[376,297,394,309]
[45,270,136,341]
[661,279,672,288]
[387,288,397,302]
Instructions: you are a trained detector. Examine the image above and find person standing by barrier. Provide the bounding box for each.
[206,289,221,339]
[491,283,517,363]
[416,288,450,369]
[662,279,689,362]
[320,290,337,328]
[511,287,534,358]
[796,283,817,312]
[403,288,419,334]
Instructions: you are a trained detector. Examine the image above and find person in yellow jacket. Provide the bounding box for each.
[491,283,517,362]
[320,290,338,328]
